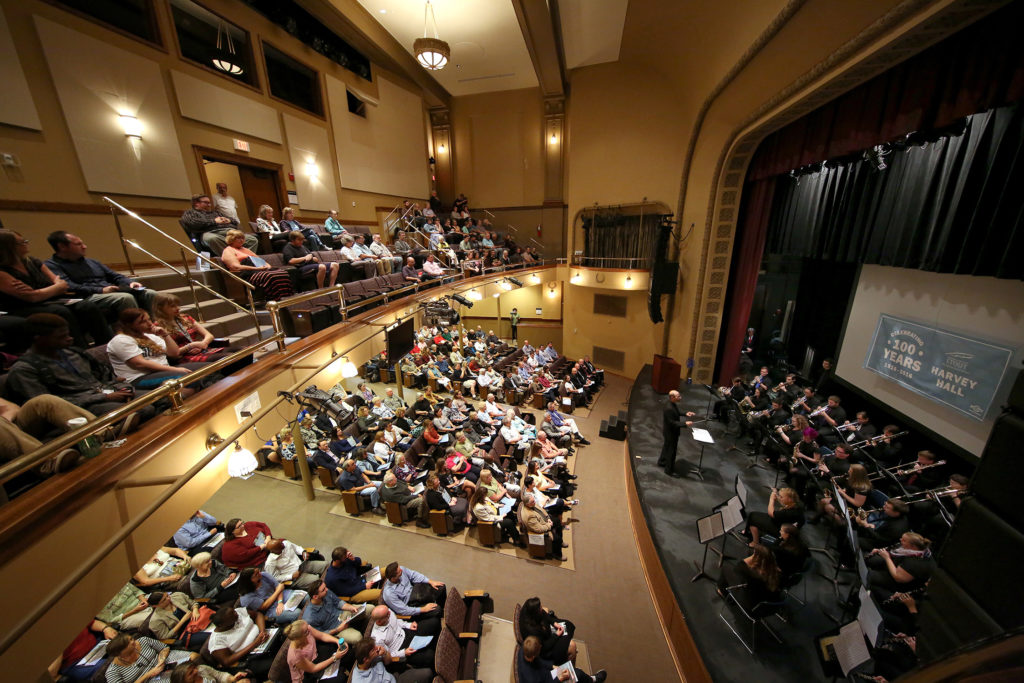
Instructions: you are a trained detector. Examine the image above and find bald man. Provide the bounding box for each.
[659,390,689,477]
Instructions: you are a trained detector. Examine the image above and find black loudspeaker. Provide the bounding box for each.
[650,262,680,295]
[916,568,1003,664]
[972,411,1024,529]
[648,290,664,324]
[936,498,1024,629]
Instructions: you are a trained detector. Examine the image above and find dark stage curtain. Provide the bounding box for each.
[718,178,776,383]
[581,212,666,268]
[766,104,1024,279]
[748,2,1024,181]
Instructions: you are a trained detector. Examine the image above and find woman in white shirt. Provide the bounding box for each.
[254,204,288,251]
[106,308,205,391]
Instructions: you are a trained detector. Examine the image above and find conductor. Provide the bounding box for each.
[658,390,694,478]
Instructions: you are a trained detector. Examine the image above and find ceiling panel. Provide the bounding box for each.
[352,0,538,96]
[559,0,628,70]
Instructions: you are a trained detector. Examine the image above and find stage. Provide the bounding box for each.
[627,365,841,682]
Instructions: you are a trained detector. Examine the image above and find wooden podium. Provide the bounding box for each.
[652,354,681,393]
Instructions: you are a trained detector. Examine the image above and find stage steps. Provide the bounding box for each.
[599,410,629,440]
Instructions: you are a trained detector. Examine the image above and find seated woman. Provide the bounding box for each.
[356,383,374,404]
[771,523,810,582]
[444,445,480,483]
[866,532,936,601]
[369,431,395,469]
[818,464,872,525]
[421,385,441,406]
[107,308,208,392]
[744,487,805,545]
[207,606,274,680]
[132,546,190,593]
[355,406,379,440]
[0,228,109,346]
[470,486,520,546]
[476,467,513,502]
[517,597,577,665]
[283,619,348,683]
[716,544,782,612]
[432,405,457,438]
[425,472,470,528]
[219,229,294,302]
[151,293,251,373]
[188,552,240,605]
[237,568,303,626]
[254,204,289,252]
[526,458,573,497]
[103,633,196,683]
[353,447,384,478]
[279,207,326,250]
[393,453,426,485]
[221,518,273,569]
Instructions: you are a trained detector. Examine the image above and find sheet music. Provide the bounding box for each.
[691,428,714,444]
[735,477,748,507]
[857,554,870,587]
[697,512,725,544]
[857,588,884,647]
[835,622,871,675]
[528,533,546,545]
[718,497,744,531]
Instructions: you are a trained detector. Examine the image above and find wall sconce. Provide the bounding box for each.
[305,159,319,178]
[547,283,557,298]
[340,356,358,378]
[625,274,633,288]
[549,133,558,144]
[571,271,582,284]
[492,292,500,298]
[119,114,142,139]
[531,273,541,285]
[468,289,482,301]
[227,441,258,480]
[438,143,446,153]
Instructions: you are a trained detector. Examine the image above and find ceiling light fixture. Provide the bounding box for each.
[212,21,244,75]
[414,1,449,71]
[227,442,258,480]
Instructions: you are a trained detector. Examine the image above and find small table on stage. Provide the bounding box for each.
[688,427,714,481]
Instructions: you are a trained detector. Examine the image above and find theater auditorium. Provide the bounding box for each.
[1,1,1022,681]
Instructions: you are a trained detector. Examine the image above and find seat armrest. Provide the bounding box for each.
[458,631,479,639]
[463,590,486,598]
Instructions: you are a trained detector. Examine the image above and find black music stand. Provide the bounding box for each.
[691,510,726,583]
[814,620,872,682]
[688,427,713,481]
[808,480,842,565]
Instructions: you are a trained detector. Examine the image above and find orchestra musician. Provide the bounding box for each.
[897,450,946,493]
[873,425,905,468]
[839,411,877,445]
[713,377,746,422]
[853,499,910,552]
[784,428,821,500]
[940,474,969,515]
[743,487,805,545]
[750,366,771,392]
[866,533,936,603]
[772,373,802,405]
[793,387,822,416]
[811,395,847,445]
[814,463,872,526]
[800,444,856,505]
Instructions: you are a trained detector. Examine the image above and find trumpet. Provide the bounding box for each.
[835,422,858,432]
[808,404,830,418]
[790,396,808,411]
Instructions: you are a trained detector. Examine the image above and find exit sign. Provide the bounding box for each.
[233,139,250,152]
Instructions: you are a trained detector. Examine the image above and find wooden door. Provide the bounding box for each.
[237,165,284,227]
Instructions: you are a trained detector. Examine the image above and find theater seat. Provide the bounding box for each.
[434,626,478,683]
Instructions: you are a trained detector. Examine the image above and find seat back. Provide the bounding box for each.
[513,603,523,643]
[384,500,408,525]
[316,467,334,488]
[444,586,465,634]
[434,627,463,683]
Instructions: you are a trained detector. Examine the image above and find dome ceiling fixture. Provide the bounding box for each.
[414,1,449,71]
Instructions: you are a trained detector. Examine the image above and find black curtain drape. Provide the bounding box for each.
[581,212,667,268]
[766,104,1024,279]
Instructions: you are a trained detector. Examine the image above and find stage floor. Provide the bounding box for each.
[628,365,845,682]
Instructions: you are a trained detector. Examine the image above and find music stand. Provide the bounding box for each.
[701,383,719,417]
[808,480,842,565]
[691,510,726,583]
[689,427,713,480]
[814,621,872,681]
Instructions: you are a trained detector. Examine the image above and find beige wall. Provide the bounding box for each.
[562,285,658,376]
[202,162,250,227]
[450,88,545,208]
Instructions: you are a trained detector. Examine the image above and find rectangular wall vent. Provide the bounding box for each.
[593,293,627,317]
[593,346,625,371]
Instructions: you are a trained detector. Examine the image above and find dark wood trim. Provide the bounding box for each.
[476,203,568,212]
[162,0,264,96]
[624,443,713,683]
[259,39,327,121]
[193,146,288,212]
[0,200,182,217]
[373,201,430,213]
[42,0,167,54]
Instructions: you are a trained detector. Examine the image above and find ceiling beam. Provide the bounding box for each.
[511,0,566,97]
[298,0,451,108]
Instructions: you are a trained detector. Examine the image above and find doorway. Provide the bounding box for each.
[194,146,288,231]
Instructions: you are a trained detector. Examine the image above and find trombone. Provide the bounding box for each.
[850,430,908,450]
[868,458,946,481]
[888,485,961,504]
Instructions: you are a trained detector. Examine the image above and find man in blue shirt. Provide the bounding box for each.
[172,510,222,555]
[45,231,156,317]
[338,459,384,512]
[381,563,445,619]
[302,580,368,645]
[323,546,382,603]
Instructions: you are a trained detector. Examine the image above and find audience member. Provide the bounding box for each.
[180,194,256,255]
[381,562,446,618]
[45,230,156,316]
[323,547,382,603]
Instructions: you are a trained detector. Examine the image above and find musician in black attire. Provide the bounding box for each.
[714,377,746,422]
[799,443,855,506]
[659,390,688,477]
[772,523,810,581]
[897,450,946,493]
[784,428,821,500]
[854,499,910,552]
[812,395,847,446]
[744,487,805,544]
[772,373,802,405]
[873,425,905,468]
[840,411,877,446]
[793,386,822,417]
[866,532,936,603]
[749,398,789,455]
[813,357,834,392]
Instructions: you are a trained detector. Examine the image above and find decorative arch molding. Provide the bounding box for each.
[681,0,1012,382]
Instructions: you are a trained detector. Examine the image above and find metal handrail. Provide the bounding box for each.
[103,197,255,291]
[0,333,283,485]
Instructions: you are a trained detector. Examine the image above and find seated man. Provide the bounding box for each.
[172,510,223,555]
[282,231,338,290]
[324,547,382,602]
[517,635,605,683]
[324,209,348,246]
[180,194,257,255]
[206,606,273,680]
[546,402,590,445]
[45,231,156,318]
[351,636,433,683]
[520,493,564,562]
[303,579,369,645]
[370,233,402,273]
[381,562,446,619]
[339,235,377,279]
[353,233,386,275]
[337,459,384,514]
[262,538,328,591]
[4,313,152,421]
[401,257,422,284]
[312,439,345,487]
[383,388,405,414]
[380,471,430,528]
[370,604,440,672]
[421,254,444,280]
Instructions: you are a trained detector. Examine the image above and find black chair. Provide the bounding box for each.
[719,586,787,654]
